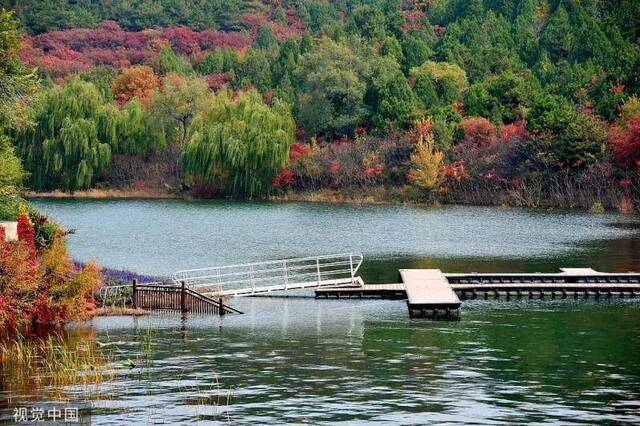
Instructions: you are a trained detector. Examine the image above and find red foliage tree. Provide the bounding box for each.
[608,113,640,170]
[459,117,497,148]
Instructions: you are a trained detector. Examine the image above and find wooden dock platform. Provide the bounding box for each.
[400,269,461,320]
[314,268,640,320]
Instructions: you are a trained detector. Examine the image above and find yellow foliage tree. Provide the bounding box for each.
[408,119,444,190]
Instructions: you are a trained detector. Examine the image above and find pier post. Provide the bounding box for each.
[132,279,137,309]
[181,280,187,313]
[219,298,225,316]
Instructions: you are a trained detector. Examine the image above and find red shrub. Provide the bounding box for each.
[289,142,311,162]
[205,73,231,91]
[608,113,640,169]
[21,21,251,79]
[500,119,530,143]
[459,117,497,148]
[17,212,37,279]
[364,163,384,177]
[330,161,341,174]
[273,168,294,188]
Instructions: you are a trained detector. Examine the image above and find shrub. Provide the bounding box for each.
[0,195,20,221]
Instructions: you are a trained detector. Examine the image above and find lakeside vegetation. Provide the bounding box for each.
[0,0,639,211]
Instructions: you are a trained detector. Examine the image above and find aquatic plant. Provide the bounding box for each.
[0,332,114,399]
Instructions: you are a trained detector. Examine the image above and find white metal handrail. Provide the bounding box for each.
[172,253,364,296]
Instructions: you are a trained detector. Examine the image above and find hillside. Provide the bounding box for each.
[1,0,639,210]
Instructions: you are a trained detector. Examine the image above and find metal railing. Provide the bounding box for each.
[172,253,364,296]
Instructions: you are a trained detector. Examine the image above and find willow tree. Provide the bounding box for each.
[182,89,294,197]
[115,98,165,157]
[16,80,117,190]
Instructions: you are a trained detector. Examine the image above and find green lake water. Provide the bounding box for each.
[1,199,638,424]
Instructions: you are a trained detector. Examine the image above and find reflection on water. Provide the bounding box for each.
[2,298,638,424]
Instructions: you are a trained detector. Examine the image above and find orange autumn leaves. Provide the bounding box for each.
[112,65,159,106]
[0,212,102,330]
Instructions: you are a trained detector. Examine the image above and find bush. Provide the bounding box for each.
[0,195,20,221]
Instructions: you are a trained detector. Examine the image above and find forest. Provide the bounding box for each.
[1,0,639,212]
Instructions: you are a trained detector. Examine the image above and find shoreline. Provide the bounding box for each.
[21,188,637,213]
[22,189,183,200]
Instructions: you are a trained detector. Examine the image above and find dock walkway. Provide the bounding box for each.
[315,268,640,320]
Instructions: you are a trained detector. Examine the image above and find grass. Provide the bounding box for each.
[0,333,115,402]
[96,306,147,316]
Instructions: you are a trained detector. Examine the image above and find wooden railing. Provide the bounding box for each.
[132,280,242,315]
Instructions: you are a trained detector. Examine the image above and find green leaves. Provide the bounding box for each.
[0,135,25,195]
[182,89,294,197]
[15,79,165,190]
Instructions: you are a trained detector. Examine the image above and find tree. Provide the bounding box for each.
[255,25,278,52]
[0,136,25,195]
[182,89,294,197]
[400,31,433,72]
[112,65,160,105]
[352,5,386,41]
[608,113,640,170]
[235,48,272,92]
[528,93,607,169]
[410,61,468,108]
[369,57,418,130]
[0,9,38,131]
[154,47,193,75]
[295,38,369,137]
[539,4,574,62]
[1,210,101,329]
[148,73,209,146]
[381,35,404,65]
[15,80,117,190]
[408,119,444,190]
[115,98,166,156]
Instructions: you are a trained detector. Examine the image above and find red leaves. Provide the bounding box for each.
[205,73,231,91]
[17,212,37,280]
[273,168,294,188]
[21,21,251,79]
[1,213,102,330]
[608,113,640,169]
[459,117,497,148]
[442,160,467,181]
[409,118,434,142]
[611,82,625,95]
[240,13,303,41]
[330,161,341,175]
[500,120,530,143]
[364,163,384,177]
[289,142,311,162]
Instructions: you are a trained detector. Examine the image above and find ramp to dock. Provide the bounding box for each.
[172,253,364,297]
[400,269,461,319]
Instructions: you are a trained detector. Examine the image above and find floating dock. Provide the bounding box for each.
[315,268,640,320]
[400,269,461,319]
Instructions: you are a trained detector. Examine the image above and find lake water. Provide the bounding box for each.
[2,199,639,424]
